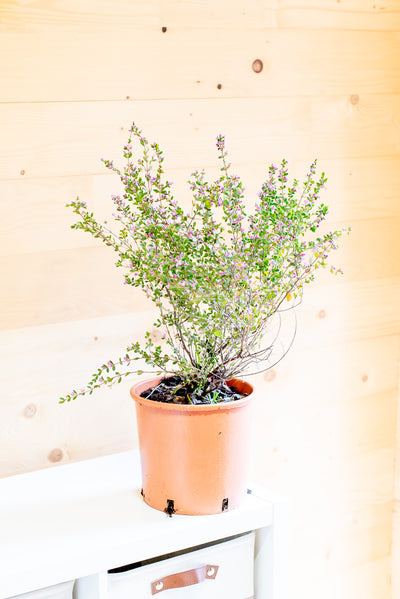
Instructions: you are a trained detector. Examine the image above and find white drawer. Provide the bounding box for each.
[107,532,254,598]
[6,581,74,599]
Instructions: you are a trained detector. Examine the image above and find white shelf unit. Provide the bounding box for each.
[0,450,289,599]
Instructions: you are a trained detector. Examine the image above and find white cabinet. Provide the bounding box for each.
[6,582,74,599]
[0,451,288,599]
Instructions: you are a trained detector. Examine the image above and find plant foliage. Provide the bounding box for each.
[60,123,350,404]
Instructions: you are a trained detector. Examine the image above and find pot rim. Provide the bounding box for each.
[130,376,253,412]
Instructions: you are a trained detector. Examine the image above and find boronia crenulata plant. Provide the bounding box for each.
[59,122,350,405]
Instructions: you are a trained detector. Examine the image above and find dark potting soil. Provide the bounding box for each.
[140,376,247,405]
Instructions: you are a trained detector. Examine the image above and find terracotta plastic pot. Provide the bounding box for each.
[130,376,253,515]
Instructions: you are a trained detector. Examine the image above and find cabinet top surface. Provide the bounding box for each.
[0,450,274,598]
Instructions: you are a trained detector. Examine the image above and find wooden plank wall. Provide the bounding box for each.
[0,1,399,598]
[393,373,400,599]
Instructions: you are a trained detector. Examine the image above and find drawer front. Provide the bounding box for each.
[7,581,74,599]
[107,532,254,599]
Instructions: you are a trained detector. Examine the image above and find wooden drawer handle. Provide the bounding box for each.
[151,564,219,594]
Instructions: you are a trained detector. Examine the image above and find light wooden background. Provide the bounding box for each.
[1,1,399,598]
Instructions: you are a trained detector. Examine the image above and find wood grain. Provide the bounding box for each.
[1,3,400,102]
[0,1,399,596]
[1,155,399,258]
[392,499,400,597]
[1,94,399,181]
[0,308,398,483]
[275,1,400,31]
[1,315,398,413]
[0,225,398,330]
[0,245,152,329]
[3,0,400,31]
[293,556,392,599]
[296,277,400,345]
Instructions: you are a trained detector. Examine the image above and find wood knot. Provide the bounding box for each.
[326,546,332,560]
[23,403,37,418]
[161,26,167,33]
[264,369,276,382]
[150,328,166,342]
[252,59,263,73]
[217,83,222,89]
[350,94,359,105]
[20,169,25,176]
[361,374,368,382]
[318,309,327,319]
[48,448,64,463]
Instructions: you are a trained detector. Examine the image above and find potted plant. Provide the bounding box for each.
[60,122,350,515]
